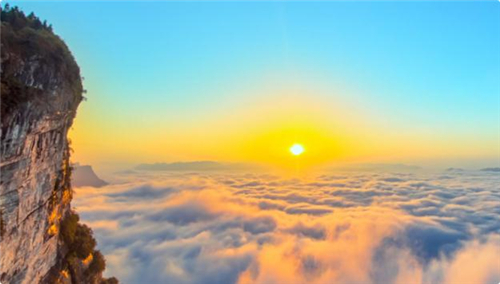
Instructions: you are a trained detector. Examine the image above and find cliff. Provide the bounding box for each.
[0,6,116,284]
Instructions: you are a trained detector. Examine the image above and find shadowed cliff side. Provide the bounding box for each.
[0,6,116,284]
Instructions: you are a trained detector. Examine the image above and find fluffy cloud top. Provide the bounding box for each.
[73,170,500,284]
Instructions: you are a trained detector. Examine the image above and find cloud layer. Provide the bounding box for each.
[73,170,500,284]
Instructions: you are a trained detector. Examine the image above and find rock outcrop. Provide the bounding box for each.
[71,165,108,188]
[0,6,115,284]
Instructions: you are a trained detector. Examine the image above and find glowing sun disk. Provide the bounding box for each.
[290,144,305,156]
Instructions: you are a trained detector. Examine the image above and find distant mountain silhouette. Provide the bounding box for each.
[445,167,464,172]
[72,164,108,187]
[136,161,258,171]
[335,163,421,171]
[114,169,138,175]
[480,167,500,172]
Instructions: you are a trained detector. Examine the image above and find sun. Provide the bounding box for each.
[290,143,305,156]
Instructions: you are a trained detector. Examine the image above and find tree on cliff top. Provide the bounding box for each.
[1,4,53,32]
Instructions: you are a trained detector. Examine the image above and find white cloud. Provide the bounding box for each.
[73,170,500,284]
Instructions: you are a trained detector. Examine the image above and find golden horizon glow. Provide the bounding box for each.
[69,81,500,172]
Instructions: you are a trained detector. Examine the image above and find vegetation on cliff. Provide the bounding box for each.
[60,211,118,284]
[1,4,83,118]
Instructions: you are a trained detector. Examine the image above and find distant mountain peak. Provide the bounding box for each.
[480,167,500,172]
[135,161,258,171]
[445,167,464,172]
[72,164,108,187]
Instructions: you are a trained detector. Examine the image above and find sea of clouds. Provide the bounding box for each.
[73,170,500,284]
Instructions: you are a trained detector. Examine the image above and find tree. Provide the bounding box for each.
[33,18,42,30]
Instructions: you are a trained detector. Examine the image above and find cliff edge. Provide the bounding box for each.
[0,6,116,284]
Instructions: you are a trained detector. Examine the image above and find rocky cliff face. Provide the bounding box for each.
[1,7,115,284]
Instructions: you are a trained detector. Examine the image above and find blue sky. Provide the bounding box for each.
[9,1,500,169]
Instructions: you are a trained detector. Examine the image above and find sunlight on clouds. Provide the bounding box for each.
[73,170,500,284]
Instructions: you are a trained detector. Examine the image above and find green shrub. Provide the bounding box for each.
[60,211,79,245]
[102,277,119,284]
[73,223,97,259]
[60,211,97,259]
[87,250,106,276]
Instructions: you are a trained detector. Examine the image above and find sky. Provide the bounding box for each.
[10,0,500,172]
